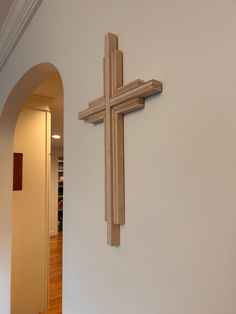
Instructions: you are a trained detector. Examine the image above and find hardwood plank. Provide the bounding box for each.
[41,233,62,314]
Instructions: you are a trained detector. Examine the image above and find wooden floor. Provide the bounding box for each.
[42,232,63,314]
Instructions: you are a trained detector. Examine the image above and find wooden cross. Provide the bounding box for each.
[78,33,162,246]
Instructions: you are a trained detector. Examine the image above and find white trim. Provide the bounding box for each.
[44,110,51,310]
[0,0,43,71]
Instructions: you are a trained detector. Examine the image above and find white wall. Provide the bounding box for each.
[0,1,236,313]
[12,109,50,314]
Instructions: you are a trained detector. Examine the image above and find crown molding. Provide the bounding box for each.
[0,0,43,71]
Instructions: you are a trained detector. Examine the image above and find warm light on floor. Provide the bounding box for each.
[42,233,62,314]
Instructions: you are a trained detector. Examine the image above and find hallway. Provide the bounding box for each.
[43,233,62,314]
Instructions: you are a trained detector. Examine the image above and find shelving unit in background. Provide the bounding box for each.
[58,157,63,231]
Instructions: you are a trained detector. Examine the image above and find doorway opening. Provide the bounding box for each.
[33,72,64,314]
[4,64,64,314]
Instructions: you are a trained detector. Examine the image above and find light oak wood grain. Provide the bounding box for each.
[78,80,161,123]
[41,233,62,314]
[78,33,162,246]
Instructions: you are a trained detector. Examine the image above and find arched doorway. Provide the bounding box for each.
[0,63,63,314]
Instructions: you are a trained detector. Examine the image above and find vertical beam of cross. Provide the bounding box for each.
[104,33,121,245]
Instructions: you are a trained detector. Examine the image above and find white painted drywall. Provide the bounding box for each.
[12,109,50,314]
[0,1,236,313]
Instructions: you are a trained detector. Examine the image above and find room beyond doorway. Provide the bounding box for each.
[34,72,64,314]
[33,73,64,238]
[10,68,64,314]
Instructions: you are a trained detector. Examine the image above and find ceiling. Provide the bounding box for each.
[0,0,14,29]
[25,73,64,150]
